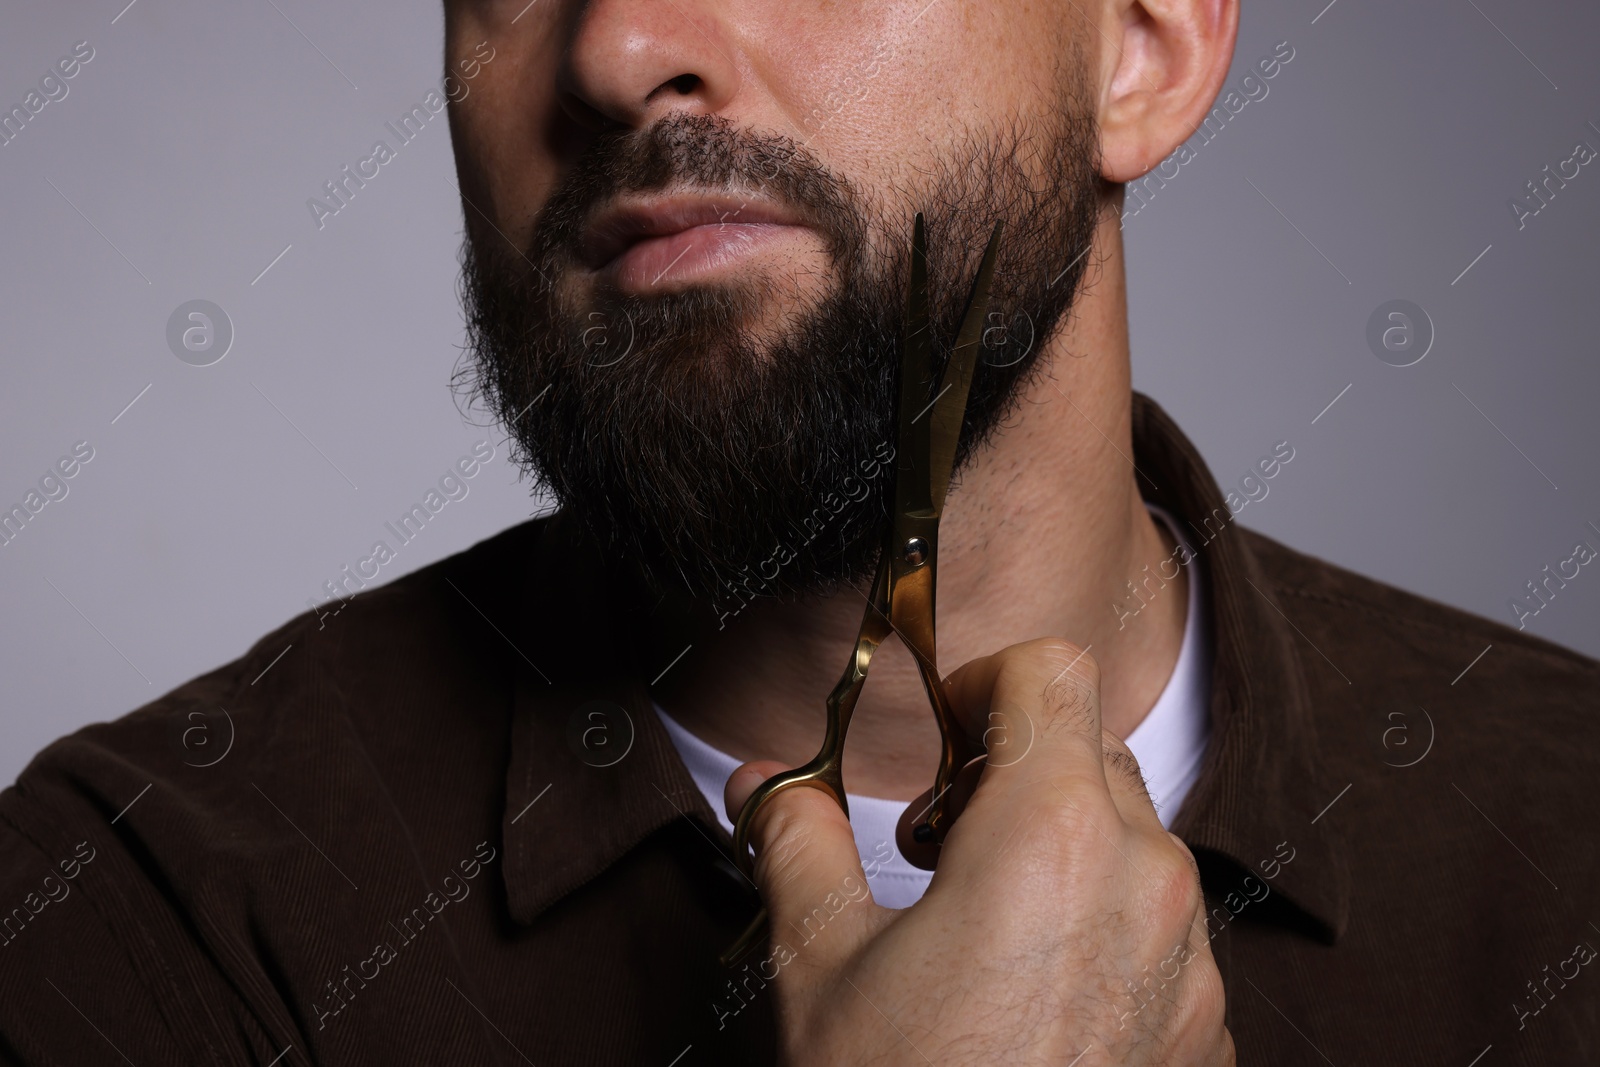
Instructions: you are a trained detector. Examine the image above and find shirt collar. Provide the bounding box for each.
[1132,395,1350,942]
[501,393,1350,941]
[501,510,722,926]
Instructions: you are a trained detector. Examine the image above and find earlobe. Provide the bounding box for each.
[1096,0,1239,183]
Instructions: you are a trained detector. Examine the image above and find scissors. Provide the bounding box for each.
[721,212,1005,966]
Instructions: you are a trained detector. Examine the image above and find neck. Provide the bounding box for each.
[652,202,1188,801]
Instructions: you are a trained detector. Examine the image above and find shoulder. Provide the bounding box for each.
[0,516,552,1063]
[1214,530,1599,1067]
[7,514,552,803]
[1237,524,1600,906]
[1240,524,1599,712]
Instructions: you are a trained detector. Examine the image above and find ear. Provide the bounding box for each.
[1093,0,1239,182]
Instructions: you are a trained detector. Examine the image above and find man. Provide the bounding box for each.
[1,0,1596,1062]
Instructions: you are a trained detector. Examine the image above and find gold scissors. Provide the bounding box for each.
[722,213,1005,966]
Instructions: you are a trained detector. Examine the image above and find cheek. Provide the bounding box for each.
[754,5,909,160]
[760,0,1073,200]
[446,17,566,249]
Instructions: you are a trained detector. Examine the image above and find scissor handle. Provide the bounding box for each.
[910,656,987,844]
[719,696,859,968]
[729,570,892,876]
[719,648,981,966]
[721,563,892,965]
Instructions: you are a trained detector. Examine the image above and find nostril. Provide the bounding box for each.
[640,73,704,112]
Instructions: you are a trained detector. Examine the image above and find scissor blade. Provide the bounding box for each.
[895,213,936,516]
[926,219,1004,516]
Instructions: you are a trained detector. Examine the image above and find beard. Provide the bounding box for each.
[458,79,1104,615]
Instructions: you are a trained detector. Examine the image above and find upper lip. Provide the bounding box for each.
[579,193,806,270]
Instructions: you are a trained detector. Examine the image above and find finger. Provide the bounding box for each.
[888,665,1042,870]
[923,640,1126,890]
[896,735,1158,876]
[724,760,790,825]
[1150,830,1225,999]
[1099,729,1164,835]
[1171,835,1231,1053]
[897,745,1135,875]
[941,638,1108,800]
[724,761,878,968]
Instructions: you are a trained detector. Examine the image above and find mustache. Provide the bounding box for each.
[528,113,868,269]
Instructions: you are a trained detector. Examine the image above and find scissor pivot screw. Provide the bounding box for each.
[901,537,930,566]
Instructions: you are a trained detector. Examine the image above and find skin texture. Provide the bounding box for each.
[445,0,1239,1060]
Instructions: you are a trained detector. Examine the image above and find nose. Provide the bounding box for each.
[557,0,744,130]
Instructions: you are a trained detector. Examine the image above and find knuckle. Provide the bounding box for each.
[1184,954,1230,1039]
[1017,638,1100,688]
[1166,832,1202,878]
[993,640,1102,740]
[1034,639,1100,690]
[1217,1025,1238,1066]
[1042,679,1098,737]
[1147,850,1204,928]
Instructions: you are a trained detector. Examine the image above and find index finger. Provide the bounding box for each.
[946,640,1166,835]
[942,637,1106,788]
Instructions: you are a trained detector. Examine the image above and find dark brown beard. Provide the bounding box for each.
[456,87,1103,616]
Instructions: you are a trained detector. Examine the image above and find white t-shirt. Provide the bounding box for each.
[656,506,1211,908]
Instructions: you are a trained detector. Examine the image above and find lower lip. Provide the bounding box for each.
[598,222,813,293]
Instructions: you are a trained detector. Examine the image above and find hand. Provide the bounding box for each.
[724,638,1234,1066]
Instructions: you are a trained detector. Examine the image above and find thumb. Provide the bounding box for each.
[725,761,879,965]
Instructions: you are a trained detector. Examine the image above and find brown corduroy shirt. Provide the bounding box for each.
[2,394,1598,1066]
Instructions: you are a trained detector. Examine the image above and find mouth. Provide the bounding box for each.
[579,192,819,294]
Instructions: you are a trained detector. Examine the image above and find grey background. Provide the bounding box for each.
[2,0,1596,787]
